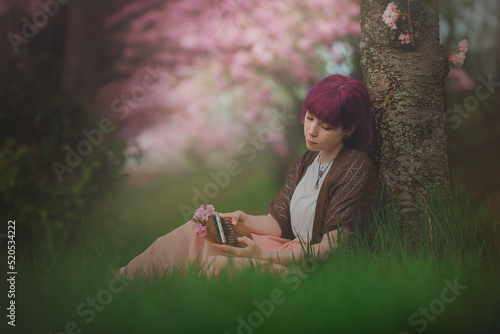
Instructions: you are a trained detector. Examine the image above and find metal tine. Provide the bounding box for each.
[220,220,243,245]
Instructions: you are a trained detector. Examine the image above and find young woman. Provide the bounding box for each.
[118,74,380,278]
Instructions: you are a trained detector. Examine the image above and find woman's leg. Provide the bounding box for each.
[117,222,197,278]
[117,225,299,279]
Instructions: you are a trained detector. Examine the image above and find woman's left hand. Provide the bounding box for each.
[212,236,263,260]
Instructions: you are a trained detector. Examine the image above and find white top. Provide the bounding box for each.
[289,154,332,242]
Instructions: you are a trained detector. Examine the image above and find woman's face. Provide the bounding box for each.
[304,111,354,159]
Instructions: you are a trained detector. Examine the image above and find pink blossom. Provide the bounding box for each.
[270,134,289,157]
[386,1,398,11]
[191,221,208,238]
[205,204,215,216]
[448,51,466,68]
[399,33,410,44]
[97,0,362,173]
[382,2,400,30]
[191,221,201,233]
[448,39,468,67]
[446,68,474,92]
[193,204,217,222]
[456,52,466,66]
[197,225,207,238]
[458,39,469,53]
[200,209,211,221]
[193,205,206,221]
[193,204,215,222]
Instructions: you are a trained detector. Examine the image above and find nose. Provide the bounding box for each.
[307,123,318,137]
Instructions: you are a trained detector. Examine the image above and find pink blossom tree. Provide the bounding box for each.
[361,0,450,235]
[1,0,361,173]
[96,0,361,173]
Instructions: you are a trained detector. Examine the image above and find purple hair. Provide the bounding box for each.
[302,74,373,149]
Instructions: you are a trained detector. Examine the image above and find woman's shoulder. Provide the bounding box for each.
[336,147,376,169]
[332,148,379,184]
[325,148,380,196]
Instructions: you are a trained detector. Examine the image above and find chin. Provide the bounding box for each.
[306,143,319,152]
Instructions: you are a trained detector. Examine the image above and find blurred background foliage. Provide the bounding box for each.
[0,53,128,243]
[440,0,500,227]
[0,0,498,247]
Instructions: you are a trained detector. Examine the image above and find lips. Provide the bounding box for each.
[306,138,317,145]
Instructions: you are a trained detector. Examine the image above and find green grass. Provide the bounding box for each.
[9,164,500,334]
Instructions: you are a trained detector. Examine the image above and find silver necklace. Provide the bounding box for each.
[315,154,334,190]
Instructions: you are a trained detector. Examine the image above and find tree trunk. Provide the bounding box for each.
[60,0,110,101]
[360,0,450,227]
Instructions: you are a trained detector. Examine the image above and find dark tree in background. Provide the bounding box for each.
[0,1,127,244]
[360,0,450,232]
[60,0,111,99]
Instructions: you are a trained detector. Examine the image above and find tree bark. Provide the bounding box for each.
[360,0,450,226]
[60,0,111,101]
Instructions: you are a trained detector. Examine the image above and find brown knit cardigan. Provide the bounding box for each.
[268,147,381,244]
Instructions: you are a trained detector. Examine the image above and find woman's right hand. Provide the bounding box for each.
[220,210,250,226]
[220,212,281,237]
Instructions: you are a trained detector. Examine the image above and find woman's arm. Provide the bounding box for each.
[221,211,282,237]
[213,226,350,267]
[266,227,349,266]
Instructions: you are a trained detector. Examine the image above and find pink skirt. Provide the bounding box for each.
[117,221,305,278]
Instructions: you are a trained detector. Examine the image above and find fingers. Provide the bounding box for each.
[211,238,260,260]
[237,236,254,247]
[218,210,248,225]
[224,210,244,225]
[231,210,242,225]
[211,243,229,252]
[212,243,246,257]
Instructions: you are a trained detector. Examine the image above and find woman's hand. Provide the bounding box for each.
[212,236,263,260]
[221,211,282,236]
[220,210,250,226]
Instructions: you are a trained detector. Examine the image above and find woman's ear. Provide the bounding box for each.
[346,125,357,136]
